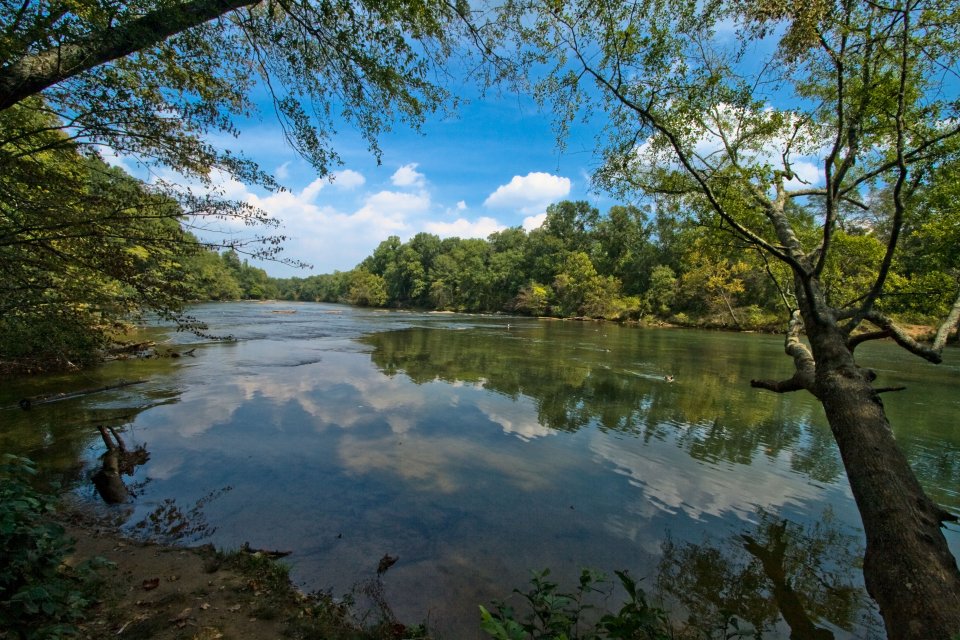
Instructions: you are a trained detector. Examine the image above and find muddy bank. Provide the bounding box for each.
[60,509,428,640]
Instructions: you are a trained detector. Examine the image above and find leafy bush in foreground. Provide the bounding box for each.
[0,455,102,639]
[480,568,672,640]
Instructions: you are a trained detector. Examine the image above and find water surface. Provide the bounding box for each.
[3,301,958,639]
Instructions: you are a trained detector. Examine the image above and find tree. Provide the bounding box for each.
[0,0,467,366]
[552,251,623,318]
[496,0,960,636]
[591,204,655,295]
[0,1,463,181]
[346,268,387,307]
[181,247,243,300]
[645,266,676,317]
[0,104,217,370]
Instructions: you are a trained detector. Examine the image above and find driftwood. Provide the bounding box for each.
[14,379,148,410]
[240,542,292,559]
[91,425,149,504]
[107,340,156,355]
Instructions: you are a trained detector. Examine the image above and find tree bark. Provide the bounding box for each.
[0,0,259,112]
[804,318,960,640]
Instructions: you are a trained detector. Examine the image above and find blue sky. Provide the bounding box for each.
[180,86,612,279]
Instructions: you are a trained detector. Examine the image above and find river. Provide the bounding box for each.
[2,301,958,639]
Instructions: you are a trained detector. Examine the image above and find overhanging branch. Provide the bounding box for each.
[864,310,943,364]
[847,329,892,352]
[751,311,816,394]
[0,0,258,111]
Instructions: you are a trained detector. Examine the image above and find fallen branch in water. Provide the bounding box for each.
[240,542,292,559]
[12,379,148,410]
[875,386,907,394]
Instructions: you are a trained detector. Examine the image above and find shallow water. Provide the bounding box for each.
[2,301,958,638]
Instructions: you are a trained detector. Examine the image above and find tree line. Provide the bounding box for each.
[269,198,957,332]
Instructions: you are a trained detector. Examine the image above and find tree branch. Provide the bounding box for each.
[0,0,258,111]
[844,3,911,333]
[847,329,892,351]
[932,286,960,352]
[864,310,943,364]
[751,311,816,394]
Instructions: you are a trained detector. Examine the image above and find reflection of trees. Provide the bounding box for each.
[0,373,180,488]
[360,326,842,482]
[657,510,876,639]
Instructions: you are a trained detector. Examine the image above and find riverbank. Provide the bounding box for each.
[58,507,429,640]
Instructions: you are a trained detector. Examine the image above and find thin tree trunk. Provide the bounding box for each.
[719,291,740,327]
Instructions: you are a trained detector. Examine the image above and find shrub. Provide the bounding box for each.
[480,568,671,640]
[0,455,103,639]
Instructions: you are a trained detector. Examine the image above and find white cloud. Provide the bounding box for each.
[425,216,505,238]
[274,161,291,181]
[179,167,433,271]
[300,177,326,201]
[484,172,571,215]
[522,213,547,231]
[456,200,467,210]
[353,189,430,229]
[332,169,365,190]
[391,163,426,188]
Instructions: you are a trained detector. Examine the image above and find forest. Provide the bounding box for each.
[269,197,958,330]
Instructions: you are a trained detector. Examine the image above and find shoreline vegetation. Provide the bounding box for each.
[2,455,432,640]
[59,516,430,640]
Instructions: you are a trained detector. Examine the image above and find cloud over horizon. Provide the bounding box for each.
[484,172,571,215]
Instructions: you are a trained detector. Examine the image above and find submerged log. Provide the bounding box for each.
[14,379,148,410]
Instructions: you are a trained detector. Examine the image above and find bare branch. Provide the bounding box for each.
[875,386,907,393]
[751,311,816,394]
[864,310,943,364]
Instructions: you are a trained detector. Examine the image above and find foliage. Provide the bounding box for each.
[480,568,671,640]
[0,455,105,639]
[0,104,189,371]
[0,0,463,187]
[270,190,952,332]
[0,0,469,371]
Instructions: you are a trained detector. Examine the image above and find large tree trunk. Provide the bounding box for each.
[0,0,258,112]
[805,319,960,640]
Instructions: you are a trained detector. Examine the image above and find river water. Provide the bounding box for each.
[2,301,958,638]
